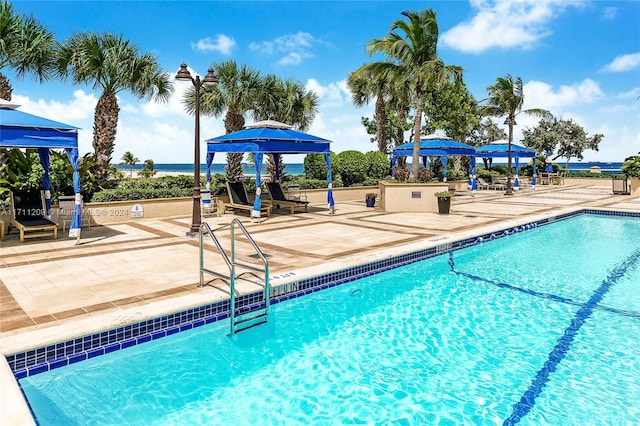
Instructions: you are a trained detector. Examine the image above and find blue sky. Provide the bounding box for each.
[6,0,640,164]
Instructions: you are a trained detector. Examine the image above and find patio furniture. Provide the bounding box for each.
[200,190,220,217]
[9,190,58,243]
[221,181,272,217]
[265,182,309,213]
[59,195,91,232]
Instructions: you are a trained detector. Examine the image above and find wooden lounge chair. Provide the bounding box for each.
[221,181,272,217]
[264,182,309,214]
[9,190,58,243]
[489,176,507,190]
[476,177,491,190]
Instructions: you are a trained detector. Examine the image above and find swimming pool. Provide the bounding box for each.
[16,213,640,424]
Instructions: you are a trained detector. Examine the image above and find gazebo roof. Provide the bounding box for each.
[393,134,476,157]
[476,140,536,158]
[206,120,330,154]
[0,103,79,149]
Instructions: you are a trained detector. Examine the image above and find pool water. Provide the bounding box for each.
[19,215,640,425]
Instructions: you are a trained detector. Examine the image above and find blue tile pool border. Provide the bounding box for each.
[7,208,639,379]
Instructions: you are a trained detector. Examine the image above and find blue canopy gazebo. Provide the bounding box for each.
[206,120,333,219]
[475,140,537,189]
[0,100,82,238]
[392,134,478,191]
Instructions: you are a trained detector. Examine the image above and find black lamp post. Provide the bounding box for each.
[175,63,218,237]
[504,116,517,196]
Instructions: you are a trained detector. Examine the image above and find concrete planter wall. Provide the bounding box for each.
[379,181,449,213]
[630,177,640,197]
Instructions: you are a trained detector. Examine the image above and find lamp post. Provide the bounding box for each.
[175,63,218,237]
[504,116,517,196]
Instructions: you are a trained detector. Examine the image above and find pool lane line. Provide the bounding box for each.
[503,247,640,425]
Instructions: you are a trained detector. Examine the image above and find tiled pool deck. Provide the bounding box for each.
[1,183,639,424]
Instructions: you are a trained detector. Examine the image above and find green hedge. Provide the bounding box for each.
[91,188,193,202]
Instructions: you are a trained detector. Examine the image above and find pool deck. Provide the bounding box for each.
[1,183,639,423]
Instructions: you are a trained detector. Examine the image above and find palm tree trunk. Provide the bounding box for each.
[93,90,120,187]
[375,93,386,153]
[225,109,245,182]
[410,89,424,179]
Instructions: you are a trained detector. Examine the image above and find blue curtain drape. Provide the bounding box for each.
[324,153,334,212]
[206,152,215,189]
[252,153,264,219]
[469,156,476,193]
[65,147,82,239]
[37,147,52,217]
[514,156,520,189]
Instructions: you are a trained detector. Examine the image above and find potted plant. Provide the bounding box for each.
[365,192,377,208]
[434,191,453,214]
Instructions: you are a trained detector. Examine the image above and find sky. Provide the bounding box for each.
[5,0,640,164]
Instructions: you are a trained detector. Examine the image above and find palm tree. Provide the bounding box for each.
[187,60,263,182]
[348,67,390,153]
[56,32,173,187]
[120,151,139,178]
[0,0,57,100]
[479,74,551,194]
[367,9,463,178]
[254,75,319,180]
[349,63,413,155]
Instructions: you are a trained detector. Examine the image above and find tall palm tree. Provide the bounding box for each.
[190,60,263,182]
[349,63,413,154]
[254,75,319,180]
[56,32,173,187]
[0,0,57,101]
[348,66,389,153]
[479,74,551,194]
[367,9,463,178]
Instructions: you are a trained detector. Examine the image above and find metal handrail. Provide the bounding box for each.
[199,219,269,334]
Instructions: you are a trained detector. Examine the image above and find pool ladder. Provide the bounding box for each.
[199,219,270,334]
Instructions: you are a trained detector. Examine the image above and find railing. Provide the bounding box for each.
[199,219,269,334]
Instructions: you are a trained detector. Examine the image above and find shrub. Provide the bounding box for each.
[364,151,390,180]
[335,150,368,187]
[303,152,336,180]
[622,153,640,178]
[91,187,192,202]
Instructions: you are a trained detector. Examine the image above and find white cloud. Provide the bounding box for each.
[602,53,640,72]
[306,78,350,108]
[603,7,617,20]
[617,87,640,99]
[522,78,604,111]
[192,34,236,55]
[441,0,583,53]
[250,31,325,66]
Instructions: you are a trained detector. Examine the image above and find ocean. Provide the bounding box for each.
[118,162,624,176]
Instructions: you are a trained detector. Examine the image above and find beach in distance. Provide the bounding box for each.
[117,162,624,178]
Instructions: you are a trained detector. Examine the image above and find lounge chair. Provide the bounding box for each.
[476,177,491,190]
[58,195,92,232]
[284,184,307,202]
[200,189,219,217]
[221,181,272,217]
[489,176,507,190]
[265,182,309,214]
[9,190,58,243]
